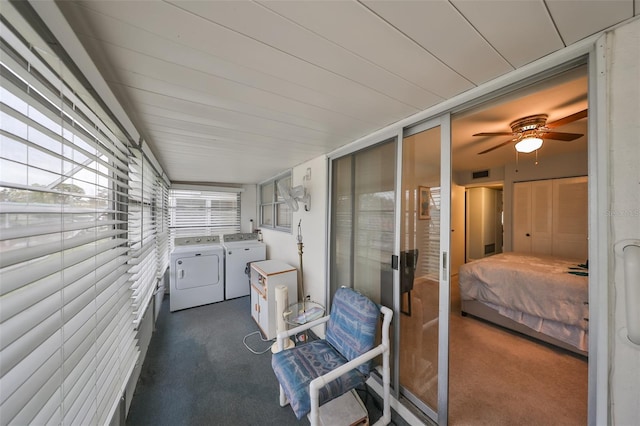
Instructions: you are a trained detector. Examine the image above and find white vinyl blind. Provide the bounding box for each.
[156,177,170,280]
[128,150,158,325]
[419,187,441,281]
[0,8,138,425]
[169,189,240,249]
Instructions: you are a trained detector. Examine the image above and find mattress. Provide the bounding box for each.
[459,252,589,351]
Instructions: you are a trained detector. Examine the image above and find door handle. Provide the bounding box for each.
[623,244,640,345]
[615,239,640,346]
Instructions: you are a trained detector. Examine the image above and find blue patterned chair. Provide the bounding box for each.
[271,287,393,426]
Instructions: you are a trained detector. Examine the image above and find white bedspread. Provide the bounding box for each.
[459,252,589,331]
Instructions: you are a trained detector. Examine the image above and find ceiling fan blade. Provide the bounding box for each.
[473,132,513,137]
[541,132,583,141]
[478,139,514,155]
[546,109,588,128]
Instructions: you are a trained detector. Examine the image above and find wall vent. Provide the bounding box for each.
[472,169,490,179]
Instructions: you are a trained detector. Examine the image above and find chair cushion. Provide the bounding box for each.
[325,287,380,375]
[271,340,366,419]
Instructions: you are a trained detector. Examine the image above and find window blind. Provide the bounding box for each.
[169,189,240,250]
[420,187,441,281]
[0,8,138,425]
[156,176,170,280]
[128,149,158,326]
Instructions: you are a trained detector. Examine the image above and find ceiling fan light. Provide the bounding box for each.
[515,137,543,153]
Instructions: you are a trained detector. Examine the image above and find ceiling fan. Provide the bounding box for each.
[475,109,588,155]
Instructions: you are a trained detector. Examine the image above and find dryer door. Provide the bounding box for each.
[174,253,221,290]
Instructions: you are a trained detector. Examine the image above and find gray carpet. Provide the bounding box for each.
[127,295,402,426]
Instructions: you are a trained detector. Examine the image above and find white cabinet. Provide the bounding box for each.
[513,176,587,259]
[250,260,298,340]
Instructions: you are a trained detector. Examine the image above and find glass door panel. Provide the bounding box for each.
[399,124,448,421]
[330,140,396,302]
[329,138,397,378]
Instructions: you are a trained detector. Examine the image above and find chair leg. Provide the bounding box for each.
[279,385,289,407]
[309,386,320,426]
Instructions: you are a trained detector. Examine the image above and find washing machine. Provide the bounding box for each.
[170,235,224,312]
[222,233,266,299]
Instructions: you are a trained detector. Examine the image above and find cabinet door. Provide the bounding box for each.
[250,286,259,324]
[552,176,588,259]
[258,292,270,338]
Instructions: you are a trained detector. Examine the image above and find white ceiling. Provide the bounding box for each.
[55,0,637,184]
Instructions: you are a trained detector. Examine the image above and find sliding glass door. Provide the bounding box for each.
[329,138,397,380]
[328,116,451,424]
[330,139,396,305]
[398,117,451,424]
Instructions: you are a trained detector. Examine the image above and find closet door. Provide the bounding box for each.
[513,181,552,254]
[513,182,532,252]
[530,180,553,254]
[552,176,588,259]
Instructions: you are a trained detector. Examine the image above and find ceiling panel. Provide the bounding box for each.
[362,0,514,85]
[546,0,635,45]
[166,0,443,110]
[52,0,636,184]
[451,0,565,67]
[259,0,475,98]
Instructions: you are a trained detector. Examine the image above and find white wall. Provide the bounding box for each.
[607,17,640,425]
[240,184,258,233]
[260,155,329,330]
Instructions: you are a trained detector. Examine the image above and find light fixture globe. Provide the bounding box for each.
[515,136,543,153]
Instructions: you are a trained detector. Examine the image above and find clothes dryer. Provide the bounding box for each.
[222,233,266,299]
[170,235,224,312]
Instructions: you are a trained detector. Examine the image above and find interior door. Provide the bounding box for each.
[398,117,451,424]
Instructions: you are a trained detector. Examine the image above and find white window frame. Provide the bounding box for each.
[259,171,292,232]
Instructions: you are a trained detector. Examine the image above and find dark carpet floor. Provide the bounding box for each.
[126,295,403,426]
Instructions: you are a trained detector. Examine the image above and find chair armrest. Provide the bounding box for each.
[276,315,330,350]
[307,305,393,426]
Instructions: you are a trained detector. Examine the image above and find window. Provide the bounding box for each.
[259,172,292,231]
[0,7,143,424]
[169,189,241,248]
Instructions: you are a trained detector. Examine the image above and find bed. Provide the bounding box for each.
[458,252,589,356]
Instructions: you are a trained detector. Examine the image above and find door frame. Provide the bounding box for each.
[326,34,606,425]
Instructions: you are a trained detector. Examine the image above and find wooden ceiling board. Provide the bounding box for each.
[166,0,443,110]
[258,0,475,99]
[362,0,514,85]
[545,0,635,45]
[61,1,419,119]
[124,87,358,150]
[105,52,387,133]
[138,105,339,150]
[451,0,565,67]
[140,113,336,154]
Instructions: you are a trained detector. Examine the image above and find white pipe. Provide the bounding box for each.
[308,306,393,426]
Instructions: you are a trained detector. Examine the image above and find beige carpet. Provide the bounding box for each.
[449,312,588,425]
[399,277,588,425]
